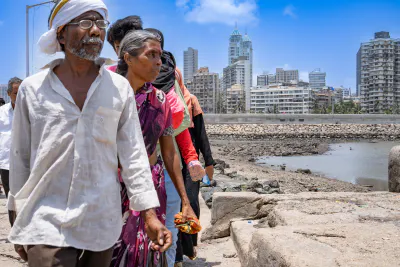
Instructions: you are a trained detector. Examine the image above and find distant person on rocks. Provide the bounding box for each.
[0,77,21,225]
[175,94,215,266]
[7,1,170,266]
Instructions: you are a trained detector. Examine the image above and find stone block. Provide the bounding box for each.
[389,145,400,192]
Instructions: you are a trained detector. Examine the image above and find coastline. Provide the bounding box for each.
[204,137,375,207]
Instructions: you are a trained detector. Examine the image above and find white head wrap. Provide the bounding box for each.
[38,0,108,55]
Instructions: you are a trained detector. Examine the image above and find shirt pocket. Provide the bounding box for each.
[92,107,122,144]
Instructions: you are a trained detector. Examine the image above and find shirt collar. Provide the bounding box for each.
[43,57,108,76]
[137,83,154,94]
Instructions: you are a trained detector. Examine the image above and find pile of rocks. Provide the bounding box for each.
[213,139,328,158]
[200,159,282,208]
[206,124,400,140]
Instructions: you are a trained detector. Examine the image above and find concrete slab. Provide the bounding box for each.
[225,192,400,267]
[231,220,257,266]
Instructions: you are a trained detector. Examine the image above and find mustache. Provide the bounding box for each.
[82,37,103,45]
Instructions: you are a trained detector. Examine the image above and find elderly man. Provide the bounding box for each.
[7,1,171,266]
[0,77,21,208]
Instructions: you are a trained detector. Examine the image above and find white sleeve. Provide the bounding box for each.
[116,85,160,211]
[7,84,31,212]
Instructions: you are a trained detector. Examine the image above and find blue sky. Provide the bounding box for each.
[0,0,400,92]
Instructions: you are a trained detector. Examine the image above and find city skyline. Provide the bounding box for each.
[0,0,399,91]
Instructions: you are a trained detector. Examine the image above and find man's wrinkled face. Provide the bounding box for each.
[8,83,19,105]
[59,11,106,61]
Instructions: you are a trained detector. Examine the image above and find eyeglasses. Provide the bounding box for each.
[67,20,110,30]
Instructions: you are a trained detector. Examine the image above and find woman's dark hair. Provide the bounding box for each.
[144,28,164,49]
[107,16,143,48]
[116,30,160,77]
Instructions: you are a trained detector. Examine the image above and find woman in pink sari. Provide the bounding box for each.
[110,30,197,267]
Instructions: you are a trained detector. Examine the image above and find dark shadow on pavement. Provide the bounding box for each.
[183,257,222,266]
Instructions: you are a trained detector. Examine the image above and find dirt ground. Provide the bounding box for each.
[0,188,240,267]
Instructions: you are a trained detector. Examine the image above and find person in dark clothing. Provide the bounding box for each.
[175,95,215,265]
[107,15,143,52]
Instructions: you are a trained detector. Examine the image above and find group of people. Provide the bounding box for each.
[0,0,215,267]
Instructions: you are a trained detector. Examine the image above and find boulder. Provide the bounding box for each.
[389,145,400,192]
[201,186,224,208]
[201,192,263,241]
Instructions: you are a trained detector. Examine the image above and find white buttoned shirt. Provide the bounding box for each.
[0,102,13,170]
[7,58,159,251]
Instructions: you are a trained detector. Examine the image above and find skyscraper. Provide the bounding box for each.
[309,69,326,90]
[183,47,198,84]
[356,48,362,97]
[357,32,400,113]
[224,25,253,113]
[229,24,242,65]
[223,58,251,112]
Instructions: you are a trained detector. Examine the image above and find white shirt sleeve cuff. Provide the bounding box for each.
[129,190,160,211]
[7,194,16,211]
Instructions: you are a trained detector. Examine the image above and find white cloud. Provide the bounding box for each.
[176,0,258,26]
[300,71,309,82]
[283,5,297,19]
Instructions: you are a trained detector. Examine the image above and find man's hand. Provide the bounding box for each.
[181,203,197,223]
[8,211,27,261]
[205,165,214,180]
[142,209,172,252]
[14,244,27,261]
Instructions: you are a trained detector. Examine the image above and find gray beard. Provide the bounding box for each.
[67,38,103,61]
[69,47,101,61]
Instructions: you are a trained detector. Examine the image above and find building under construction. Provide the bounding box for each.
[357,32,400,114]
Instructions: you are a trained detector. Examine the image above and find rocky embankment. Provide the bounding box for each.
[206,124,400,140]
[211,139,329,158]
[201,144,370,209]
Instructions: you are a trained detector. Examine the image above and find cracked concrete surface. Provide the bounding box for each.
[224,192,400,267]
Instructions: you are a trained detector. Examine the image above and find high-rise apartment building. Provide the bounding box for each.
[223,58,251,112]
[224,26,253,112]
[226,84,245,113]
[275,68,299,83]
[257,73,278,86]
[309,69,326,90]
[183,47,198,84]
[357,31,400,113]
[188,67,218,113]
[250,85,312,114]
[257,74,268,86]
[0,84,9,104]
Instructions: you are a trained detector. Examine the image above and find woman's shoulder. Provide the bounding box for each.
[148,84,167,105]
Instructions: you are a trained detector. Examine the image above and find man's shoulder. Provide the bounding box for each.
[0,103,10,113]
[20,69,49,91]
[104,69,131,93]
